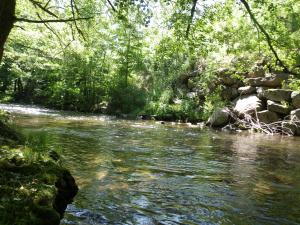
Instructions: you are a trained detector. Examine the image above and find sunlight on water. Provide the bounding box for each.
[1,104,300,225]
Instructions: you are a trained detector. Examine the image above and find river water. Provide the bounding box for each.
[1,104,300,225]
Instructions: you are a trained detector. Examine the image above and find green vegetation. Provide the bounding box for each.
[1,0,300,121]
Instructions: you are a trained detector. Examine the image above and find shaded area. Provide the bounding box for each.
[0,147,78,225]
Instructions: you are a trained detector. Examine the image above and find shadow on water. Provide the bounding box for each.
[1,104,300,225]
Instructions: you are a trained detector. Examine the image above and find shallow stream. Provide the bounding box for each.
[1,103,300,225]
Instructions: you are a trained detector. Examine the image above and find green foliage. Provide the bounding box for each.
[287,78,300,92]
[1,0,300,121]
[201,87,225,121]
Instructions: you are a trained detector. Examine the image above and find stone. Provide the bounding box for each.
[257,110,279,124]
[263,89,292,102]
[291,92,300,109]
[238,86,256,95]
[234,95,263,115]
[221,87,239,100]
[295,122,300,136]
[267,100,291,115]
[256,87,269,99]
[216,69,242,87]
[219,75,238,86]
[246,73,292,88]
[186,92,197,99]
[281,122,297,136]
[207,107,231,127]
[290,109,300,121]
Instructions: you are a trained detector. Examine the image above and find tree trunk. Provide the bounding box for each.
[0,0,16,62]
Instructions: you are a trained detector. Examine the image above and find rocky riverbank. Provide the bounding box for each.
[207,65,300,136]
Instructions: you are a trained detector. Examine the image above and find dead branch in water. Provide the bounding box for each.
[224,108,299,136]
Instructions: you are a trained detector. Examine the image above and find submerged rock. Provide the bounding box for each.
[233,95,263,115]
[263,89,292,102]
[291,92,300,109]
[267,100,291,115]
[257,110,279,124]
[207,107,231,127]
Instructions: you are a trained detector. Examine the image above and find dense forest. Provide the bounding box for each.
[1,0,299,122]
[1,1,300,225]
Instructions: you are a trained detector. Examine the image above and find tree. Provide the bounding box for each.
[0,0,93,62]
[0,0,16,61]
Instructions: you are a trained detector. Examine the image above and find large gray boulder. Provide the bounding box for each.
[267,100,291,115]
[291,92,300,109]
[207,107,231,127]
[281,122,297,136]
[246,73,292,88]
[257,110,279,124]
[290,109,300,121]
[238,86,256,95]
[263,89,292,102]
[234,95,263,115]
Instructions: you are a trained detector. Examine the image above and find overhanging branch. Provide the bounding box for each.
[15,17,93,23]
[240,0,290,73]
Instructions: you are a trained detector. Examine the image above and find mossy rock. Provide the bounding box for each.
[0,147,78,225]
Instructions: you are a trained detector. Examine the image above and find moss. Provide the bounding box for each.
[0,147,78,225]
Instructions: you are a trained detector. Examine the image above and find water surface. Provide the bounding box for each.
[1,104,300,225]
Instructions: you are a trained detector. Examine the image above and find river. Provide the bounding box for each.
[1,103,300,225]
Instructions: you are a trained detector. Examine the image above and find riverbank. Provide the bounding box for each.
[0,114,78,225]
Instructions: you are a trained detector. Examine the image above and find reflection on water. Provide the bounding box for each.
[2,104,300,225]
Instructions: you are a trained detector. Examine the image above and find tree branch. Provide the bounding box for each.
[15,17,92,23]
[186,0,198,38]
[70,0,86,41]
[106,0,117,12]
[28,0,58,18]
[240,0,290,73]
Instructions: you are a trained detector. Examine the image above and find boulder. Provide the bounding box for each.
[256,87,269,99]
[295,122,300,136]
[246,73,292,88]
[234,95,263,115]
[291,92,300,109]
[257,110,279,124]
[290,109,300,121]
[216,69,242,87]
[221,87,239,100]
[207,107,231,127]
[219,75,238,86]
[267,100,291,115]
[263,89,292,102]
[281,122,297,135]
[238,86,256,95]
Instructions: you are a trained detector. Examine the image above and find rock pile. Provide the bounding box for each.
[208,69,300,136]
